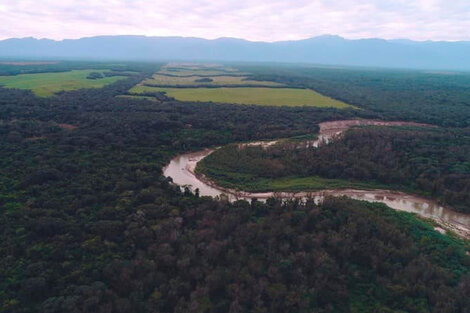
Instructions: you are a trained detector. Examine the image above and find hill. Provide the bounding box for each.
[1,35,470,70]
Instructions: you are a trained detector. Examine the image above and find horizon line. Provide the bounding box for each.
[1,34,469,44]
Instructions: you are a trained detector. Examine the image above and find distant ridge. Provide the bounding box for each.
[1,35,470,70]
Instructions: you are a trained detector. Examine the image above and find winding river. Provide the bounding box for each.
[164,120,470,239]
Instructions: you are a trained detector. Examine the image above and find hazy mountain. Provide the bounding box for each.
[1,35,470,70]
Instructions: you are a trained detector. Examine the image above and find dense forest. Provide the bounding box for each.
[242,64,470,127]
[199,126,470,213]
[1,61,470,312]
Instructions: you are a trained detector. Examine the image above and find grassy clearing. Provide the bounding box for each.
[129,85,166,94]
[197,162,395,192]
[0,70,125,97]
[267,176,395,192]
[131,86,352,108]
[141,74,283,86]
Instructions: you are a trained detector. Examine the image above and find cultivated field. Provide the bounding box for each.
[158,63,246,76]
[158,69,246,76]
[140,74,283,86]
[0,69,125,97]
[127,63,353,108]
[133,86,352,107]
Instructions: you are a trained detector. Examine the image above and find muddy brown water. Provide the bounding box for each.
[163,120,470,239]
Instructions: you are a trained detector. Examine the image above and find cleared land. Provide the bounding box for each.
[131,86,352,107]
[129,63,351,107]
[0,70,125,97]
[158,69,247,76]
[140,74,283,86]
[157,63,247,76]
[164,63,238,71]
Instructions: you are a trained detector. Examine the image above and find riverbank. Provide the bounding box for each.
[163,119,470,239]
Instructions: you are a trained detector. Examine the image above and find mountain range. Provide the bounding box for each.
[1,35,470,70]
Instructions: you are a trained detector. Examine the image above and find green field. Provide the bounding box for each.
[158,69,246,76]
[130,86,352,107]
[140,74,283,86]
[197,161,397,192]
[266,176,400,192]
[164,63,239,71]
[129,63,351,107]
[158,63,246,76]
[157,63,248,77]
[0,70,126,97]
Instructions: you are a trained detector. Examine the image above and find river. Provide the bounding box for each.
[163,120,470,239]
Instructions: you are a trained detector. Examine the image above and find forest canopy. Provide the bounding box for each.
[1,61,469,312]
[199,126,470,212]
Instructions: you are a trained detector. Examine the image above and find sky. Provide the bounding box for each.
[0,0,469,42]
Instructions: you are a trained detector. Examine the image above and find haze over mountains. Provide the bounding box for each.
[1,35,470,70]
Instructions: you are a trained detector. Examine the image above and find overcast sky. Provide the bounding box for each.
[1,0,469,41]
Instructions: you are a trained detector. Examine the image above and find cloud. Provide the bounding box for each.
[0,0,469,41]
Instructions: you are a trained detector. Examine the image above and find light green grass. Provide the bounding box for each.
[140,74,283,86]
[129,85,166,94]
[197,162,394,192]
[0,70,125,97]
[131,86,352,108]
[267,176,393,192]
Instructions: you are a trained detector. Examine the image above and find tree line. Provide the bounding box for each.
[201,126,470,213]
[1,62,469,312]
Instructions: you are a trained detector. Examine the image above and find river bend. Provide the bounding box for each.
[163,120,470,239]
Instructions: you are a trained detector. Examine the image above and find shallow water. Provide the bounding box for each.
[163,120,470,237]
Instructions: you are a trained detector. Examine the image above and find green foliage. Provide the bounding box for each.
[0,61,469,312]
[200,126,470,212]
[86,72,104,80]
[194,77,213,83]
[242,64,470,127]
